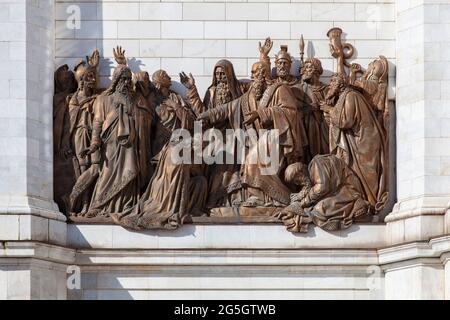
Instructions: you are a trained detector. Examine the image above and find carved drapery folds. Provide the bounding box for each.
[53,28,392,234]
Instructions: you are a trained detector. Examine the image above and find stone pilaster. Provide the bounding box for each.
[0,0,66,242]
[386,0,450,243]
[382,0,450,299]
[0,0,68,300]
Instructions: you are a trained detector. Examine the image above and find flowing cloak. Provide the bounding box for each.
[205,83,306,205]
[301,82,330,160]
[185,59,250,207]
[88,92,139,215]
[113,92,207,230]
[53,92,71,154]
[53,90,76,214]
[303,155,369,231]
[68,93,96,167]
[134,91,156,191]
[329,87,387,208]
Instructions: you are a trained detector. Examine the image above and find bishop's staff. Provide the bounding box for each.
[327,27,354,77]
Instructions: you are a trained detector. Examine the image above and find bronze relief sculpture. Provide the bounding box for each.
[53,28,392,234]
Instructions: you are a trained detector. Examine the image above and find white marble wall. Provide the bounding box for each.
[66,224,385,300]
[54,0,396,97]
[3,0,450,300]
[0,0,62,220]
[387,0,450,242]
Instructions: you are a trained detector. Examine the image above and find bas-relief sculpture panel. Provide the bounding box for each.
[53,27,392,234]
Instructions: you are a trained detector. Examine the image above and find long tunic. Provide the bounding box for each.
[113,93,207,230]
[53,91,76,214]
[68,93,96,167]
[329,88,387,208]
[186,81,250,207]
[134,91,155,191]
[88,93,139,215]
[302,82,330,160]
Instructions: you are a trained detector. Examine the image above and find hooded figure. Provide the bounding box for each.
[184,59,250,114]
[53,64,77,214]
[133,71,156,193]
[182,59,251,208]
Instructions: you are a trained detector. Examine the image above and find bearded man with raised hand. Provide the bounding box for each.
[80,62,140,218]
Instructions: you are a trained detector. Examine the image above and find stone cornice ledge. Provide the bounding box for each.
[74,248,379,267]
[0,196,66,222]
[378,235,450,269]
[0,241,75,265]
[384,196,450,223]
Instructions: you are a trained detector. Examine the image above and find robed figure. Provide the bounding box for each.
[182,59,250,207]
[301,58,330,160]
[323,73,388,211]
[53,64,77,214]
[134,71,156,193]
[199,62,306,207]
[82,65,140,216]
[112,70,207,230]
[278,155,370,233]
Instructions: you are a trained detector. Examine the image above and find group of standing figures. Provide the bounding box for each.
[53,28,391,233]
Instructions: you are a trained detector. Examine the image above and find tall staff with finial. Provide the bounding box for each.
[299,34,305,78]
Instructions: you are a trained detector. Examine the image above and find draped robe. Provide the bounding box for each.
[205,83,306,205]
[53,90,76,214]
[282,155,369,232]
[329,87,387,208]
[68,93,97,168]
[302,82,330,160]
[134,91,156,192]
[88,92,139,215]
[113,92,207,230]
[185,59,250,207]
[306,155,368,229]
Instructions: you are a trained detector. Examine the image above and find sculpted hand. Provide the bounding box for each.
[259,37,273,56]
[113,46,127,65]
[163,99,179,112]
[79,143,99,158]
[319,102,332,124]
[330,44,341,59]
[88,49,100,68]
[351,63,362,73]
[179,72,195,89]
[319,101,333,113]
[243,111,259,125]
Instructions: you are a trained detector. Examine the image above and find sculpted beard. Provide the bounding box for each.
[253,76,266,101]
[302,68,314,83]
[325,79,344,102]
[116,78,132,96]
[216,82,232,104]
[277,66,288,78]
